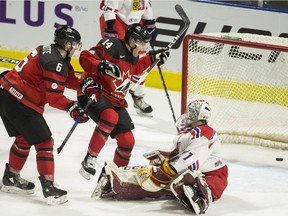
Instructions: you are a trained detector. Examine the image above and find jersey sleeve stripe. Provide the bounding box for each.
[45,88,64,94]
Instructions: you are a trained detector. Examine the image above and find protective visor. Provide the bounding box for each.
[132,38,150,51]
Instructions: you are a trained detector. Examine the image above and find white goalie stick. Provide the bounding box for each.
[130,4,191,92]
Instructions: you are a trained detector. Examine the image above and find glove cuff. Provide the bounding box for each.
[162,160,177,177]
[143,19,156,29]
[66,101,78,115]
[104,28,118,38]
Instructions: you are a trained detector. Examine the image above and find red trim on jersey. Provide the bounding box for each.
[0,77,44,114]
[190,125,215,140]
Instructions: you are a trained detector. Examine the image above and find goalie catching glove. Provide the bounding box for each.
[148,48,170,66]
[136,160,177,192]
[80,77,102,102]
[98,60,122,80]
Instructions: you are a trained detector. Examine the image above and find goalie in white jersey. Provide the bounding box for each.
[92,100,228,215]
[99,0,157,118]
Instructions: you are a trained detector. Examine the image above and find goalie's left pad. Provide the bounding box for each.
[170,170,212,215]
[136,160,177,192]
[91,161,173,200]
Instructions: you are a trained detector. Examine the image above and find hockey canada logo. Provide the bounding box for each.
[114,78,130,94]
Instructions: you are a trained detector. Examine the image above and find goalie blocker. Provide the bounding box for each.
[92,161,212,214]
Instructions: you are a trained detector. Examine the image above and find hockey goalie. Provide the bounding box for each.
[92,100,228,215]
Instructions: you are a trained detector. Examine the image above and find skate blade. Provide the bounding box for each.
[79,167,92,180]
[135,109,153,118]
[47,195,68,205]
[1,185,34,195]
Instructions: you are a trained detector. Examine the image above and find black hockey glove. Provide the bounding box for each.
[98,60,122,80]
[66,101,89,123]
[143,19,157,42]
[80,77,102,102]
[148,48,170,66]
[104,28,118,38]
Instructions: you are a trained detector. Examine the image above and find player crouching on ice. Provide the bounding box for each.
[91,100,228,215]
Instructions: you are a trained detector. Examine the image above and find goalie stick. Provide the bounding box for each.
[130,3,190,92]
[57,94,96,154]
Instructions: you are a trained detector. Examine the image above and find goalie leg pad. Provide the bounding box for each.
[92,161,173,199]
[170,170,212,215]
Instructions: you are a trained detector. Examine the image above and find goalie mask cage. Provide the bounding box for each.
[181,33,288,149]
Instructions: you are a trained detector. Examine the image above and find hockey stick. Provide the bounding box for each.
[130,4,190,93]
[151,43,179,132]
[57,94,96,154]
[130,59,159,92]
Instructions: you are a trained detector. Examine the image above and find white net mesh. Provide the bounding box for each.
[182,33,288,149]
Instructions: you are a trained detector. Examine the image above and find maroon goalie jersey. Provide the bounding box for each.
[79,37,152,107]
[0,44,81,114]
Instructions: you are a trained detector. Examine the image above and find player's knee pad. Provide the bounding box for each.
[9,136,31,171]
[100,108,119,125]
[11,136,31,158]
[170,170,212,215]
[115,131,135,158]
[35,137,54,158]
[97,108,119,135]
[35,137,54,176]
[13,135,31,153]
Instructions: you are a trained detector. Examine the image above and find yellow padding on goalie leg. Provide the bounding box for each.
[162,160,177,177]
[136,167,162,192]
[136,161,177,193]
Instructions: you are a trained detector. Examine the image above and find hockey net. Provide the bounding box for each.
[182,33,288,149]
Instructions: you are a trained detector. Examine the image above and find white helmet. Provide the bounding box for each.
[187,99,210,123]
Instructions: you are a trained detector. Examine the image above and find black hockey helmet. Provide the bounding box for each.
[54,25,82,50]
[124,23,151,48]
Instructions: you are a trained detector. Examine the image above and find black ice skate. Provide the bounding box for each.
[39,175,68,205]
[1,163,35,194]
[79,153,97,180]
[129,90,153,118]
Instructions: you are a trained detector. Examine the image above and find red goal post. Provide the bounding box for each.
[181,33,288,149]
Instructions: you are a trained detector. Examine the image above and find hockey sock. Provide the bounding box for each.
[114,131,135,167]
[35,137,54,181]
[8,136,31,173]
[88,108,118,155]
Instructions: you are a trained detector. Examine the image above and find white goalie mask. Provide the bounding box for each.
[175,100,211,131]
[187,99,211,122]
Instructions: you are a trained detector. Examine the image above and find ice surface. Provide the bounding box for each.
[0,68,287,216]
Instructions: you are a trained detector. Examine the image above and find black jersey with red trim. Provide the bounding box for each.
[80,37,152,107]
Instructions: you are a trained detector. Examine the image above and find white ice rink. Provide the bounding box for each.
[0,68,288,216]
